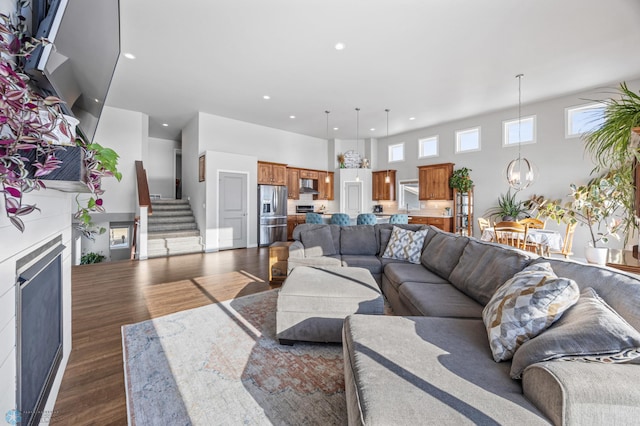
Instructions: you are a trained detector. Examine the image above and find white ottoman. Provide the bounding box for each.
[276,266,384,344]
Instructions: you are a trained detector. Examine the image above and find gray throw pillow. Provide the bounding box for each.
[379,228,392,255]
[301,227,336,257]
[340,225,377,255]
[511,287,640,379]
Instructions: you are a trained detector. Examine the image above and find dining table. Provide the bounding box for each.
[481,227,564,253]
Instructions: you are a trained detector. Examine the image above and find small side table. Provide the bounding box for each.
[269,241,293,285]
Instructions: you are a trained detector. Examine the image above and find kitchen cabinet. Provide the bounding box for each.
[372,170,396,201]
[286,168,300,199]
[287,214,306,240]
[258,161,287,185]
[314,171,334,201]
[408,215,453,233]
[299,169,319,179]
[418,163,454,200]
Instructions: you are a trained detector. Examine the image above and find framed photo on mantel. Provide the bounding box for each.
[198,154,205,182]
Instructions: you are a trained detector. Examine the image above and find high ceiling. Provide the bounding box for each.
[106,0,640,142]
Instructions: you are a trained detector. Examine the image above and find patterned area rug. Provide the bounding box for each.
[122,290,346,425]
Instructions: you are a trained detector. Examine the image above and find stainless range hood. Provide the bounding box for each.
[300,178,319,194]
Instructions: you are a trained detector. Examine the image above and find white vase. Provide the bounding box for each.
[584,246,608,265]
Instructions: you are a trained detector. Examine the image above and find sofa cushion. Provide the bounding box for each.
[531,257,640,332]
[522,361,640,426]
[420,228,469,279]
[483,262,580,362]
[300,226,337,257]
[511,287,640,379]
[340,225,378,255]
[399,282,484,318]
[379,228,392,255]
[343,315,549,425]
[382,226,428,264]
[341,255,383,275]
[448,238,534,305]
[293,223,341,249]
[383,262,449,291]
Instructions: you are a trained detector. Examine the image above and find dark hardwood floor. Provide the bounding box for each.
[51,248,275,425]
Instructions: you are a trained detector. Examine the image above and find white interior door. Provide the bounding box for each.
[344,181,362,216]
[219,172,247,249]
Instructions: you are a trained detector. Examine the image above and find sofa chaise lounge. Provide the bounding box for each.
[288,223,640,425]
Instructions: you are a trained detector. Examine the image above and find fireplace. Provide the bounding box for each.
[16,236,65,426]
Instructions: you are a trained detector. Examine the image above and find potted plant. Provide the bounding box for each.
[0,7,121,236]
[583,82,640,239]
[529,171,628,264]
[80,251,106,265]
[484,189,528,222]
[449,167,473,193]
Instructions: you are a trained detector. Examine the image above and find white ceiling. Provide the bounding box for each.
[105,0,640,142]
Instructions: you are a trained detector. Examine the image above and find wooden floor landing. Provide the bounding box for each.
[51,248,274,425]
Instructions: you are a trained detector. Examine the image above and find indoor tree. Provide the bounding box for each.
[583,82,640,238]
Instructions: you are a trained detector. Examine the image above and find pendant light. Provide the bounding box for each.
[385,109,391,183]
[355,107,360,182]
[506,74,535,190]
[324,110,331,183]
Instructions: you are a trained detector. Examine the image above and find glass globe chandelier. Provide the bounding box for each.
[506,74,535,191]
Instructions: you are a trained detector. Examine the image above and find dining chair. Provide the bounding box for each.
[330,213,351,226]
[305,213,323,224]
[356,213,377,225]
[518,217,545,229]
[389,214,409,224]
[477,217,491,233]
[548,222,577,258]
[493,221,529,251]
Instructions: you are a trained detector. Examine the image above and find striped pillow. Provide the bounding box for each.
[482,262,580,362]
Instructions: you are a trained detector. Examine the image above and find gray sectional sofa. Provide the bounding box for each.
[288,223,640,425]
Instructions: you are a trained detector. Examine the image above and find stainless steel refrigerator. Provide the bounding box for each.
[258,185,288,247]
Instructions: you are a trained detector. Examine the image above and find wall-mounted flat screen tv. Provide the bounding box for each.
[26,0,120,143]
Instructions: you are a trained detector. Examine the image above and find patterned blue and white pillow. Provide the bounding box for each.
[382,226,428,264]
[482,262,580,362]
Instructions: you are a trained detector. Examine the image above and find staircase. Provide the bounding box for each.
[147,199,203,258]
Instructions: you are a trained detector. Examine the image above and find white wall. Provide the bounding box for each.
[181,115,206,243]
[77,106,148,258]
[90,106,149,213]
[181,112,328,250]
[195,112,328,170]
[205,151,257,251]
[376,79,640,257]
[147,137,180,199]
[0,191,73,421]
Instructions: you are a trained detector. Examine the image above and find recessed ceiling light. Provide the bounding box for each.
[289,115,296,119]
[333,127,339,131]
[162,123,169,127]
[409,117,416,121]
[370,128,375,131]
[123,52,136,59]
[334,42,346,50]
[94,98,100,103]
[263,95,270,100]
